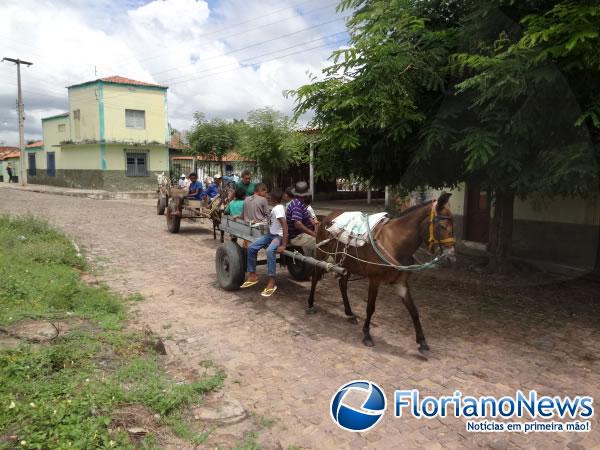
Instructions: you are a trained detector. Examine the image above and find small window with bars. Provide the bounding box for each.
[125,109,145,129]
[73,109,80,120]
[58,124,66,132]
[126,152,148,177]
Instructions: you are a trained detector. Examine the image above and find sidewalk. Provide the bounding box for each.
[0,183,156,200]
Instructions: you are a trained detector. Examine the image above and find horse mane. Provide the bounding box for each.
[394,200,434,218]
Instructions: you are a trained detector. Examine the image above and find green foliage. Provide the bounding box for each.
[290,0,600,198]
[0,216,224,449]
[188,112,240,160]
[240,107,309,183]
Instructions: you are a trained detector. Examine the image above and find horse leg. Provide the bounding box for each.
[397,280,429,356]
[220,229,225,243]
[339,275,357,323]
[213,221,217,240]
[362,279,380,347]
[307,269,323,314]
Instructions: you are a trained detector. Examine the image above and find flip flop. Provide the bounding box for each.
[260,286,278,297]
[241,280,259,288]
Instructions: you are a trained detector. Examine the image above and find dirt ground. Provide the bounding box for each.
[1,189,599,449]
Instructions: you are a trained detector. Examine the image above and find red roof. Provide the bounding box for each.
[0,151,20,160]
[0,147,19,160]
[169,134,189,150]
[67,75,167,89]
[100,76,166,88]
[26,140,43,148]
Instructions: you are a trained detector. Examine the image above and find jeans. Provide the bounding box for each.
[247,233,281,277]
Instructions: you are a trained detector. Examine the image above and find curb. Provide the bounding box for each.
[0,184,157,200]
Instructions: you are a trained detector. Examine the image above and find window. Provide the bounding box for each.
[58,124,66,132]
[73,109,80,120]
[126,152,148,177]
[28,153,36,176]
[47,152,56,177]
[125,109,145,129]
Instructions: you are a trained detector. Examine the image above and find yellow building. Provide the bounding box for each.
[26,76,169,191]
[415,185,600,272]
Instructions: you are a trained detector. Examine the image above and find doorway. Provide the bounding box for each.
[464,183,490,243]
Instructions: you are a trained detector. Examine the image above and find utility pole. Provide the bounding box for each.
[309,142,314,197]
[2,57,33,186]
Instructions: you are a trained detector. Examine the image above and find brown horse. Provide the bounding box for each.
[307,192,456,354]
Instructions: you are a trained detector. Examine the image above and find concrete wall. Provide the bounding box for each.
[68,85,99,142]
[104,145,169,171]
[425,185,600,269]
[26,144,168,191]
[42,116,70,151]
[102,84,167,144]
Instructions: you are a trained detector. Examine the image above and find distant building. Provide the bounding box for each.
[25,76,170,191]
[0,146,20,183]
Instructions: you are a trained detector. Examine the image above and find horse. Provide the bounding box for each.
[209,181,236,242]
[307,192,456,355]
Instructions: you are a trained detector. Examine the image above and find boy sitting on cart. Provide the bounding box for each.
[241,188,288,297]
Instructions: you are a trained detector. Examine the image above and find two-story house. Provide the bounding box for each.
[26,76,170,190]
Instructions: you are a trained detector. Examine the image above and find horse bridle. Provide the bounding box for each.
[427,202,455,252]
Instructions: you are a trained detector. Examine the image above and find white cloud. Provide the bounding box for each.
[0,0,346,145]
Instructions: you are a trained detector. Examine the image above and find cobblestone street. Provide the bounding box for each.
[1,188,599,449]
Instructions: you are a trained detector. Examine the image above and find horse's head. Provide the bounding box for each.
[425,192,456,264]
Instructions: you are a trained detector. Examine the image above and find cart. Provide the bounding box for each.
[215,216,347,291]
[165,189,217,234]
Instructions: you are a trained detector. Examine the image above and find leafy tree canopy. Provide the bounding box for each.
[290,0,600,199]
[188,112,239,159]
[239,107,309,183]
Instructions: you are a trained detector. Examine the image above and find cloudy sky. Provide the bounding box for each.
[0,0,348,146]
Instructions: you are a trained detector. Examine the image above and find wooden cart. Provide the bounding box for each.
[215,216,347,291]
[165,189,216,234]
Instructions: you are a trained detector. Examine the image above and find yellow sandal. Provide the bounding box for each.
[260,286,278,297]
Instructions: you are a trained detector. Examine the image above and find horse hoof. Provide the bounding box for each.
[347,316,358,324]
[363,336,374,347]
[306,307,317,315]
[418,346,430,360]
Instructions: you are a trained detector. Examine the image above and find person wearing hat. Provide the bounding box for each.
[177,173,188,188]
[286,181,316,252]
[205,174,222,201]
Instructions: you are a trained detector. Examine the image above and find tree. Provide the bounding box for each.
[188,112,240,174]
[290,0,599,272]
[240,107,308,185]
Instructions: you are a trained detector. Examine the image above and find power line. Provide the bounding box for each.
[151,16,346,80]
[29,30,347,110]
[109,0,337,69]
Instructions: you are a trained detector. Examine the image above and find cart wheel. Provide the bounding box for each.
[287,247,313,281]
[166,202,181,233]
[157,196,167,215]
[216,241,245,291]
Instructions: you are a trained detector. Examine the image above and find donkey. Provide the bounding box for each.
[307,192,456,354]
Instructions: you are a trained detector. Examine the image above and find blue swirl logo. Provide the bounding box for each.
[330,380,387,432]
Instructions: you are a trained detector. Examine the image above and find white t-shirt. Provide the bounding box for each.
[269,204,286,236]
[307,205,316,219]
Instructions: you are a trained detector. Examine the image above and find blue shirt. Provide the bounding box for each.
[286,198,314,239]
[188,181,204,200]
[206,183,219,199]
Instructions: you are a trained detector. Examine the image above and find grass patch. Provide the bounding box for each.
[0,215,224,448]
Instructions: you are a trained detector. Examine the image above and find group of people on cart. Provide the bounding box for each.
[179,168,319,297]
[236,178,318,298]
